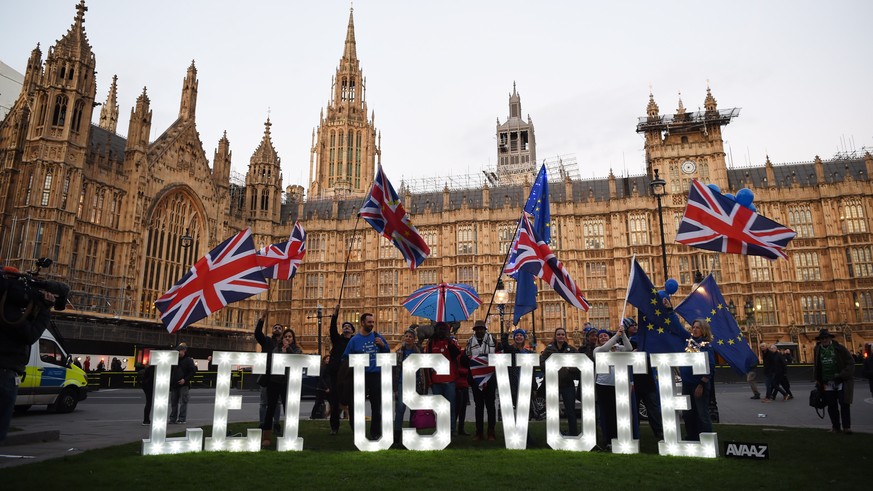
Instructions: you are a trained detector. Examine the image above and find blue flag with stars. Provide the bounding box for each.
[513,164,549,324]
[524,164,550,242]
[675,274,758,375]
[625,258,689,353]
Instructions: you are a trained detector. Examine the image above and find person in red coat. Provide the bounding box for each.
[426,322,462,434]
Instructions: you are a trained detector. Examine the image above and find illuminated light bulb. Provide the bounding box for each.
[143,350,204,455]
[491,353,537,450]
[544,354,596,452]
[651,352,718,458]
[402,353,450,451]
[349,353,396,451]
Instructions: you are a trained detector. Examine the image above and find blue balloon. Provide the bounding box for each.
[707,183,721,194]
[724,193,736,201]
[736,188,754,207]
[665,278,679,295]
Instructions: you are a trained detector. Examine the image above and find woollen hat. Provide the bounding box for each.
[597,329,611,337]
[622,317,637,329]
[513,328,527,339]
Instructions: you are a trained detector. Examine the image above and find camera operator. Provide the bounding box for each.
[0,266,55,442]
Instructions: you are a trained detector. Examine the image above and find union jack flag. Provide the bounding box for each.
[257,220,306,280]
[155,228,269,334]
[504,213,590,311]
[677,179,796,260]
[469,355,495,389]
[359,164,430,269]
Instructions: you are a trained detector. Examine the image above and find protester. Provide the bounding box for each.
[593,326,632,450]
[813,328,855,434]
[761,342,785,403]
[501,328,532,412]
[581,328,599,362]
[0,268,52,442]
[328,306,356,435]
[394,329,421,437]
[466,320,498,441]
[679,320,715,441]
[456,350,471,436]
[311,354,331,419]
[746,365,761,400]
[342,312,390,439]
[771,344,793,400]
[261,328,302,447]
[540,327,579,436]
[426,322,462,435]
[137,361,155,425]
[254,312,284,431]
[169,343,197,424]
[624,317,663,440]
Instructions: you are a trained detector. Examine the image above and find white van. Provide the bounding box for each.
[14,329,88,413]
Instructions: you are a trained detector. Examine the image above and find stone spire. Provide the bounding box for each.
[646,90,660,119]
[704,84,718,113]
[343,7,357,63]
[178,60,198,121]
[99,74,119,133]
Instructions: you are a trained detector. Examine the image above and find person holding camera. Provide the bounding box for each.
[0,266,54,442]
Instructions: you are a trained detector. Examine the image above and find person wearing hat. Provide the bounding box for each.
[328,305,357,435]
[169,342,197,424]
[813,328,855,434]
[254,311,284,431]
[466,320,498,440]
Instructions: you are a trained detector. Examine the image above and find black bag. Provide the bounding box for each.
[809,387,827,419]
[310,400,325,419]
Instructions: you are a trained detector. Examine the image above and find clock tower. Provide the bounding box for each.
[636,86,739,193]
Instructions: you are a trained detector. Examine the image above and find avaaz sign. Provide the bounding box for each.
[142,351,719,458]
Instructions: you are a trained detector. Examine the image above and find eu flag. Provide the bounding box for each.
[675,274,758,375]
[625,258,689,353]
[524,164,550,243]
[513,164,549,323]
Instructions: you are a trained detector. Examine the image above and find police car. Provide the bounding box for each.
[14,329,88,413]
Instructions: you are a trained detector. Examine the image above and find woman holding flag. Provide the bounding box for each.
[466,320,498,441]
[540,327,579,436]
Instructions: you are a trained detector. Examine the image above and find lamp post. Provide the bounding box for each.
[727,299,737,319]
[177,228,193,347]
[649,168,668,284]
[744,299,755,347]
[494,277,509,338]
[316,305,324,356]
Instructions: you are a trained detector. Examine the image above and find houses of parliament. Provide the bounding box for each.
[1,1,870,363]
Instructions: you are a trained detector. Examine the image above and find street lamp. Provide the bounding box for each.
[316,305,324,356]
[177,228,193,346]
[649,168,668,284]
[727,299,737,318]
[494,277,509,337]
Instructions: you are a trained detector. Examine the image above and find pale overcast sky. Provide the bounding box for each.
[2,0,871,189]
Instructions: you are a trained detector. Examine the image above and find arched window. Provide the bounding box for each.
[41,168,53,206]
[71,99,85,133]
[51,94,68,127]
[36,94,47,128]
[260,189,269,211]
[141,192,202,317]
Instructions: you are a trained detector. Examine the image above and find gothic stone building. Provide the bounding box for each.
[1,2,870,362]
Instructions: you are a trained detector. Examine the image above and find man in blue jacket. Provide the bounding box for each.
[342,312,389,439]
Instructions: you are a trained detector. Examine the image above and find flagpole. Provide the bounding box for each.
[337,214,362,308]
[483,210,526,322]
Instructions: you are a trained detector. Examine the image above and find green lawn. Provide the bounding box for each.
[1,421,866,490]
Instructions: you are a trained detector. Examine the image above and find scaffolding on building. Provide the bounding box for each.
[398,153,581,194]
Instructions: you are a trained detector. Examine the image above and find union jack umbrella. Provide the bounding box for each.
[402,282,482,322]
[155,228,269,334]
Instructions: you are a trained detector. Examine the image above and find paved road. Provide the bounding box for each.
[1,380,871,468]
